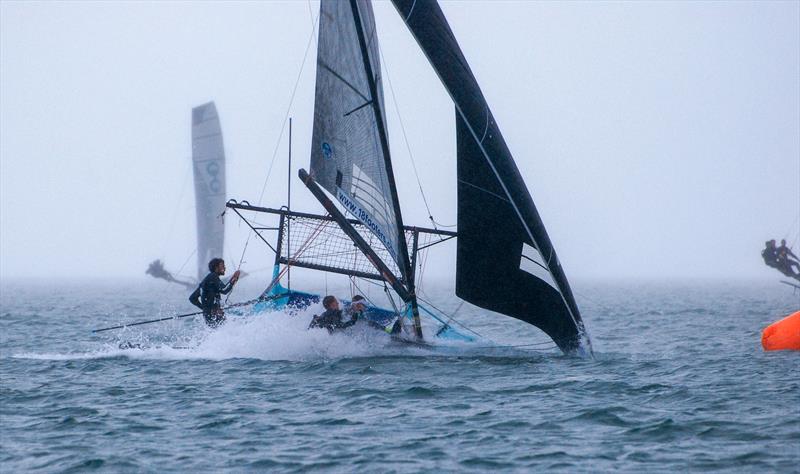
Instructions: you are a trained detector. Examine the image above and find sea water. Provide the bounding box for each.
[1,278,798,472]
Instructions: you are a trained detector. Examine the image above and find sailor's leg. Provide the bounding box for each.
[203,308,226,328]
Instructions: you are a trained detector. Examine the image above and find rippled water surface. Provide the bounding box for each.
[1,279,798,472]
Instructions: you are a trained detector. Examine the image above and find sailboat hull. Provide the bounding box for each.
[249,276,473,344]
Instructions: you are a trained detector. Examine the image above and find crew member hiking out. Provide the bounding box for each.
[189,258,241,327]
[348,294,401,334]
[762,240,780,269]
[777,239,800,278]
[308,295,358,333]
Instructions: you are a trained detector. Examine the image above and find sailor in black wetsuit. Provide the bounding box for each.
[762,240,780,269]
[348,294,401,334]
[189,258,241,327]
[776,239,800,277]
[309,295,358,333]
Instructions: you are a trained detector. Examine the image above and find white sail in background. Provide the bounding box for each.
[191,102,226,281]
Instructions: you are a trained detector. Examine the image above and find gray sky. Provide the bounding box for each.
[1,0,798,281]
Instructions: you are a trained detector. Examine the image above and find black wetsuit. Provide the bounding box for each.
[189,272,235,327]
[762,246,779,268]
[777,245,800,276]
[309,309,358,333]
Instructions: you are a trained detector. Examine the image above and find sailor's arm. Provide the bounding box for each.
[338,311,360,329]
[220,271,241,295]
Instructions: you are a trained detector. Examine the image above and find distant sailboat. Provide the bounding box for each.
[191,102,227,282]
[227,0,592,355]
[147,102,226,288]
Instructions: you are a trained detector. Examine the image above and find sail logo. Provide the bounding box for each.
[520,243,558,291]
[336,187,397,261]
[205,161,222,193]
[321,142,333,160]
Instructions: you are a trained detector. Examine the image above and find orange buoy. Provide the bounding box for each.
[762,311,800,351]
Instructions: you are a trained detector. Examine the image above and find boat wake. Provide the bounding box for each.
[13,306,528,362]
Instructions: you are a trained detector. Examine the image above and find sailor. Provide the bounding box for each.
[189,258,241,327]
[348,294,402,334]
[762,240,780,269]
[776,239,800,276]
[146,259,170,279]
[308,295,358,333]
[348,295,368,319]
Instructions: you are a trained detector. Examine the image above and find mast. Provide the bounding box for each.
[287,117,292,290]
[349,0,422,338]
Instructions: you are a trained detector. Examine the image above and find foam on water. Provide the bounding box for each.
[13,305,455,362]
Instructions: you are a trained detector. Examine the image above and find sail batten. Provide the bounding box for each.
[191,102,226,281]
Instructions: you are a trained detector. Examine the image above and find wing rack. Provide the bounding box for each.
[225,200,456,282]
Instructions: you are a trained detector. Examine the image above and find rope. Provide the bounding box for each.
[224,238,250,305]
[348,276,382,311]
[415,292,485,340]
[229,9,318,300]
[416,233,432,291]
[441,300,465,328]
[430,218,457,228]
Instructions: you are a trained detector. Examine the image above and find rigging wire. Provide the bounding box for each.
[174,248,197,280]
[225,228,251,305]
[306,0,315,27]
[261,217,333,296]
[256,10,319,206]
[415,292,485,340]
[348,276,381,310]
[783,212,800,249]
[376,36,438,232]
[227,9,319,292]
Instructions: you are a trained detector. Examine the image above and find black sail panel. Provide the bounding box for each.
[391,0,589,353]
[456,113,582,352]
[309,0,410,281]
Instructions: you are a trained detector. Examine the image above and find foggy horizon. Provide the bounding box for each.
[2,0,798,282]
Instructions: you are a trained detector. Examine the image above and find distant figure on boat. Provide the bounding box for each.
[776,239,800,277]
[763,239,800,280]
[309,295,359,333]
[189,258,241,327]
[762,240,780,268]
[145,259,194,289]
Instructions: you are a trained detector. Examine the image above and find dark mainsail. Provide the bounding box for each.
[390,0,590,353]
[309,0,412,283]
[191,102,226,281]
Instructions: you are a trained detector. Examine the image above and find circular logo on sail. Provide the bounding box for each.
[206,161,222,193]
[321,142,333,160]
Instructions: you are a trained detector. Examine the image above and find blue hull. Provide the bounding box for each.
[252,271,474,343]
